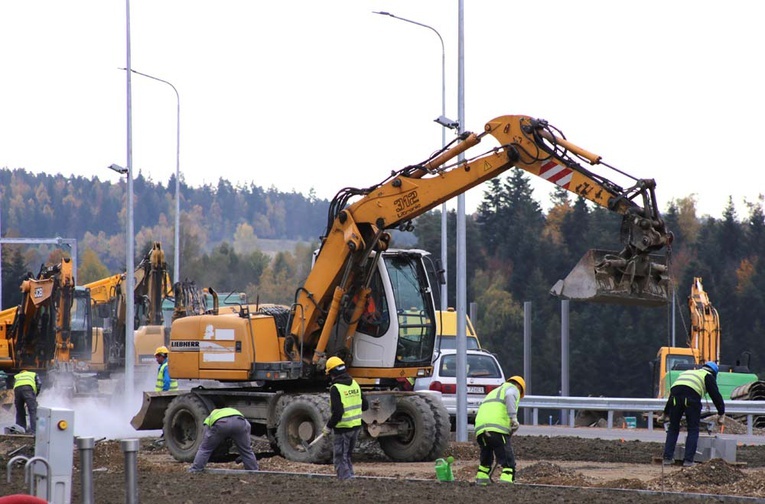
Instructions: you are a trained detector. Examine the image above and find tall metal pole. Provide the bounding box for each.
[123,68,181,283]
[561,300,570,426]
[455,0,468,442]
[523,301,532,425]
[373,11,448,310]
[124,0,135,399]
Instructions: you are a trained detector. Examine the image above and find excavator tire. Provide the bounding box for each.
[275,394,332,464]
[163,394,211,462]
[419,392,451,460]
[379,394,437,462]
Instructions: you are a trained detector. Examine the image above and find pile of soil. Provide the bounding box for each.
[4,434,765,503]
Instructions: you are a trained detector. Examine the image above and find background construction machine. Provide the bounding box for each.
[131,114,674,464]
[0,242,172,396]
[651,277,760,401]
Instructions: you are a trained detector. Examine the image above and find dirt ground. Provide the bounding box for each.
[4,425,765,504]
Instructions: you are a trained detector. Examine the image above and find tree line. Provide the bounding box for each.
[2,167,764,398]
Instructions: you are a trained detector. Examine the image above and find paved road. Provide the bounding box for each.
[456,421,765,446]
[511,424,765,446]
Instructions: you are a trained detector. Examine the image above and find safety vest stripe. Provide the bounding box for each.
[479,422,511,434]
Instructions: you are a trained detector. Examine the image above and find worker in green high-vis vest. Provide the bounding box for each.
[188,407,259,473]
[323,356,368,480]
[14,369,42,434]
[474,375,526,485]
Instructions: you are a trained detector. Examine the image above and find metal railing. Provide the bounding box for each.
[520,395,765,436]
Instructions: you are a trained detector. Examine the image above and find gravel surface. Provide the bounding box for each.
[4,431,765,503]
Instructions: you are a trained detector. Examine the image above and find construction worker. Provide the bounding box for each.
[154,346,178,392]
[662,362,725,467]
[474,375,525,485]
[13,369,42,435]
[323,356,368,480]
[188,407,259,473]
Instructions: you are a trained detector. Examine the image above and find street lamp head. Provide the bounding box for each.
[108,163,129,175]
[372,11,394,17]
[435,115,460,130]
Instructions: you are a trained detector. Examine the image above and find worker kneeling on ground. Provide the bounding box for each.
[474,375,525,485]
[662,361,725,467]
[188,407,259,473]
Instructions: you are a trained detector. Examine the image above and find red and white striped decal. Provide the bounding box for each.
[539,160,573,189]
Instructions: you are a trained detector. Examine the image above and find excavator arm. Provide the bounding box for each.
[290,115,673,368]
[688,277,721,364]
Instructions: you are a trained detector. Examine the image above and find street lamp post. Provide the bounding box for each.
[121,68,181,284]
[373,11,449,311]
[123,0,135,400]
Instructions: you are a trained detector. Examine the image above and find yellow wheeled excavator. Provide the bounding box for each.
[131,114,673,464]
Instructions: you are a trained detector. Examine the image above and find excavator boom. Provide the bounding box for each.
[294,115,673,371]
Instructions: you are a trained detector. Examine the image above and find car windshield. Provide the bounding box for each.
[439,354,502,378]
[436,336,480,351]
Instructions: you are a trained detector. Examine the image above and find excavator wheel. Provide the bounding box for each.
[419,392,451,460]
[162,394,211,462]
[275,394,332,464]
[379,394,437,462]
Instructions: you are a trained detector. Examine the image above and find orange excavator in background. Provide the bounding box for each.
[132,114,673,465]
[0,242,172,395]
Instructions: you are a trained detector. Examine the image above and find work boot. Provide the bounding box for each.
[498,467,514,484]
[662,459,674,466]
[682,460,696,468]
[474,465,491,486]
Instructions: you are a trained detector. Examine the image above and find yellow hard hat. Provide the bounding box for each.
[155,346,169,356]
[325,356,346,375]
[508,375,526,397]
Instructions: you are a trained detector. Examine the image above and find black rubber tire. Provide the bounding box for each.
[162,394,211,462]
[419,392,451,460]
[379,394,437,462]
[275,394,332,464]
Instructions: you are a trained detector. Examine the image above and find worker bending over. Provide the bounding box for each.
[188,407,259,473]
[662,362,725,467]
[474,375,525,485]
[13,369,42,435]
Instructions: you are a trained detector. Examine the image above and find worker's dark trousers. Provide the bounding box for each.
[663,393,702,463]
[14,385,37,434]
[477,431,516,472]
[332,427,359,480]
[190,416,259,471]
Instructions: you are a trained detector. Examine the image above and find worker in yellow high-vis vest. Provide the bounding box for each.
[323,356,368,480]
[13,369,42,434]
[474,375,525,485]
[662,362,725,467]
[154,346,178,392]
[188,407,259,473]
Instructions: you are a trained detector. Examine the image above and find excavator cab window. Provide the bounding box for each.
[69,288,93,360]
[356,271,390,336]
[384,254,435,365]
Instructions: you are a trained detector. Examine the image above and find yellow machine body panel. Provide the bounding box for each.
[169,314,283,381]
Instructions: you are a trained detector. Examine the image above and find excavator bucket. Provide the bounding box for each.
[551,249,670,307]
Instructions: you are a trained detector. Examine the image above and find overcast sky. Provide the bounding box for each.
[1,1,763,220]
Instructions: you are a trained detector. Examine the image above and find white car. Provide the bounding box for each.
[414,349,506,424]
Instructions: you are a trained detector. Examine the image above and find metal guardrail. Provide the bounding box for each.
[520,395,765,436]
